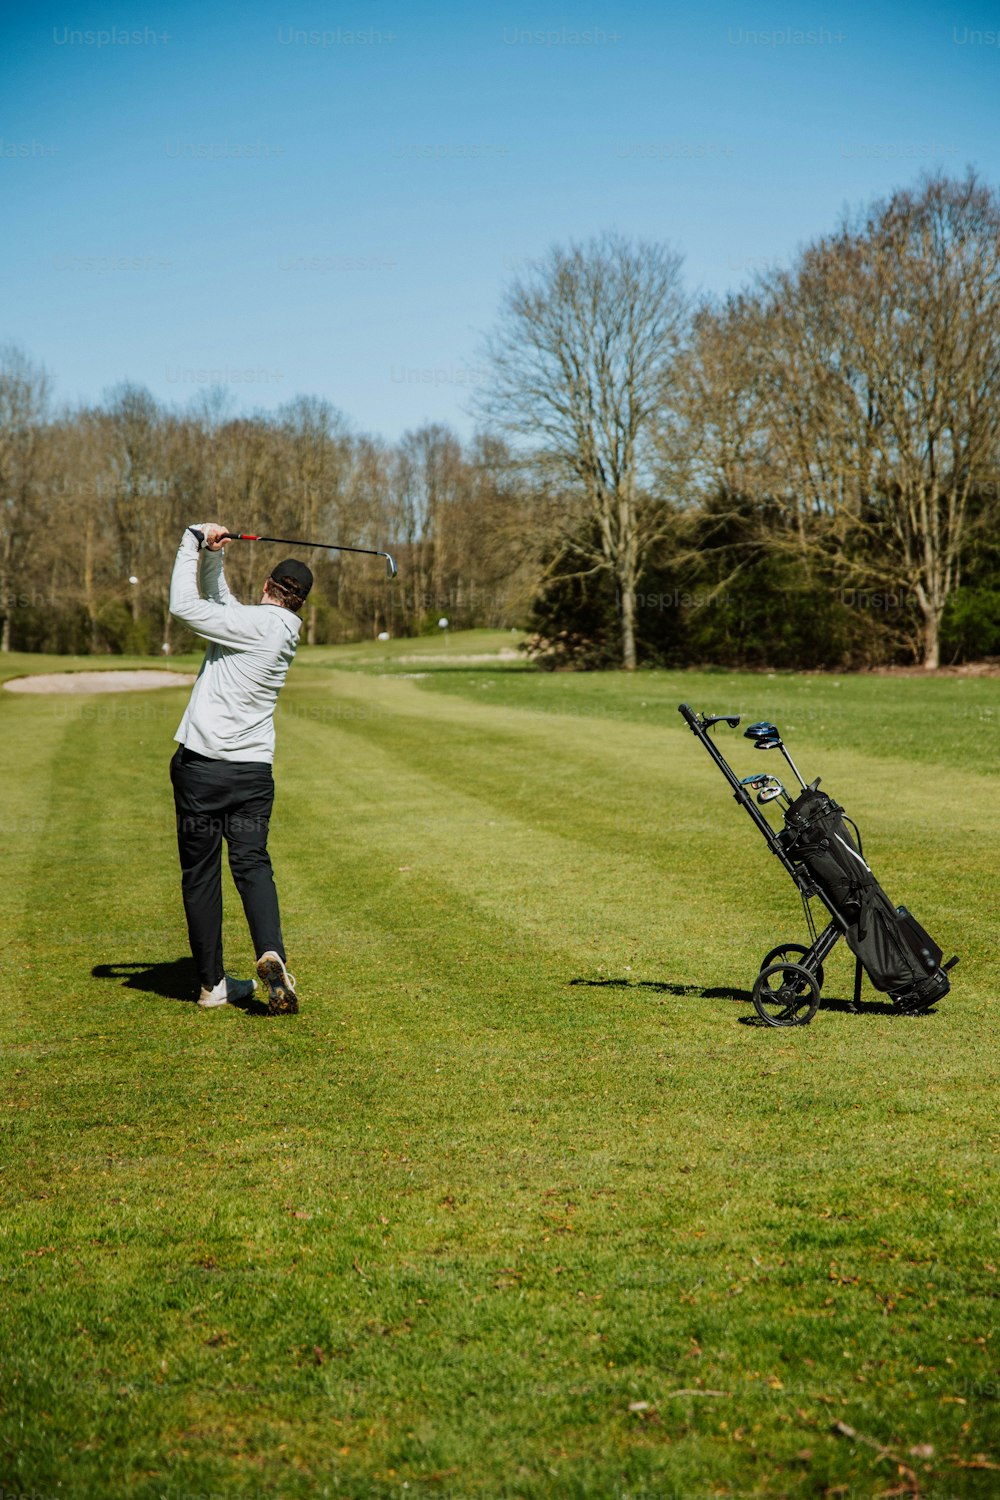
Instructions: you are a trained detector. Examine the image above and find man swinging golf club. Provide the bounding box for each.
[168,521,311,1014]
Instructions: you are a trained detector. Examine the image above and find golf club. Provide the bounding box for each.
[211,530,399,578]
[757,781,788,806]
[744,720,807,789]
[741,771,790,807]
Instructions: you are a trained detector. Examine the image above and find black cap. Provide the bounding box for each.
[270,558,313,599]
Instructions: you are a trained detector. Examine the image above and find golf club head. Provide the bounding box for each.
[754,736,781,751]
[740,773,771,789]
[384,553,398,578]
[757,783,785,804]
[744,720,778,741]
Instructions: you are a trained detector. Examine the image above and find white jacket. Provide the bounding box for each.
[169,528,301,764]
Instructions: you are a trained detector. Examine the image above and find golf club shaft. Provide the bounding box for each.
[778,744,807,790]
[219,532,398,577]
[224,532,382,559]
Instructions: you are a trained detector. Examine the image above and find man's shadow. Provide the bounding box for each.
[91,960,270,1016]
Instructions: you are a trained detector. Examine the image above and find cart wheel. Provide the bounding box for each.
[760,943,824,991]
[752,961,821,1027]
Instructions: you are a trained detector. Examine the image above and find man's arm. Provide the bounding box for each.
[169,527,268,650]
[199,543,232,605]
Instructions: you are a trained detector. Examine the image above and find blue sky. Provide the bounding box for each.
[3,0,999,440]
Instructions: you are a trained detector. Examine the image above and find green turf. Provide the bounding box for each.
[1,639,997,1498]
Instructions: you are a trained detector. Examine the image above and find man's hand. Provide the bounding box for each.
[201,523,233,552]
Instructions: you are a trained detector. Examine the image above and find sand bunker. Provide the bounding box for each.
[3,670,196,695]
[396,649,522,665]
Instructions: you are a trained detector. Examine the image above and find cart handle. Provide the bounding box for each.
[678,703,741,731]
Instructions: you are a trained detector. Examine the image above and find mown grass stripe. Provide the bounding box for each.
[2,650,998,1498]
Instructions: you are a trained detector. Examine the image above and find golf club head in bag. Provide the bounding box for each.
[741,771,788,806]
[757,782,786,804]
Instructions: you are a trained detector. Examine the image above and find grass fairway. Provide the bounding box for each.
[1,637,998,1499]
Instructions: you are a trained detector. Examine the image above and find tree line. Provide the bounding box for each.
[3,171,999,669]
[0,377,535,656]
[479,172,1000,671]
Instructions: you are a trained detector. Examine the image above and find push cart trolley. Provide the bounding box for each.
[678,704,958,1027]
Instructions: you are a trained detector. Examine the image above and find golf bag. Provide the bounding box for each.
[779,787,951,1011]
[677,703,957,1026]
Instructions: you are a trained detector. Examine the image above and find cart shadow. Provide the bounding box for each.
[738,994,935,1025]
[570,977,752,1003]
[817,995,910,1017]
[569,975,926,1022]
[91,959,271,1017]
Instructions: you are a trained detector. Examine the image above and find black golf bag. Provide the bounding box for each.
[678,703,957,1026]
[779,787,951,1011]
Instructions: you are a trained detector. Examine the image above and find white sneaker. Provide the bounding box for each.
[197,974,257,1009]
[256,951,299,1015]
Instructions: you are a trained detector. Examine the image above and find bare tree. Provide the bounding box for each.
[681,296,791,510]
[102,383,166,632]
[203,413,283,606]
[459,432,537,628]
[0,345,49,651]
[754,174,1000,667]
[478,233,689,668]
[396,423,466,624]
[44,410,118,651]
[347,434,398,637]
[275,397,351,644]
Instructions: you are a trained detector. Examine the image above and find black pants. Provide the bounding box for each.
[170,745,285,989]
